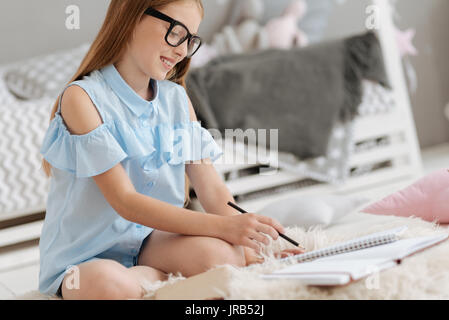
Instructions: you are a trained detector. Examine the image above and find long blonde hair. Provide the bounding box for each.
[41,0,204,208]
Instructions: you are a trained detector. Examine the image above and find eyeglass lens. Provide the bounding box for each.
[167,25,201,57]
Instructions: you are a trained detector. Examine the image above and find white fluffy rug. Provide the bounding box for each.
[15,212,449,300]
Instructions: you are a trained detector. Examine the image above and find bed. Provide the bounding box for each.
[1,0,447,300]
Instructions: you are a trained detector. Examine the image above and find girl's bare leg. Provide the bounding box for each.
[137,229,246,277]
[61,259,167,300]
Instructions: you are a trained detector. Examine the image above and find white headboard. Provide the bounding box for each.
[372,0,422,177]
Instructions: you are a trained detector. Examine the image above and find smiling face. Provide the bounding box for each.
[127,0,202,81]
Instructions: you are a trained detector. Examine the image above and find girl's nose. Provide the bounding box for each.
[173,40,189,59]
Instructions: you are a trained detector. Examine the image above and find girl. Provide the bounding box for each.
[39,0,304,300]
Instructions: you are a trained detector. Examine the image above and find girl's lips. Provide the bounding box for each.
[160,56,174,70]
[161,56,176,64]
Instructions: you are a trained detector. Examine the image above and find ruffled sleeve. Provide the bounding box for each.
[40,114,132,178]
[41,113,223,178]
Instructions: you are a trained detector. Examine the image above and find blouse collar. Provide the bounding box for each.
[100,64,159,117]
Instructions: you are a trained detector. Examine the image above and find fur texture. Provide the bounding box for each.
[14,212,449,300]
[143,212,449,300]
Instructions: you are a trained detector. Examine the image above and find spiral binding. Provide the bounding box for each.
[291,233,399,264]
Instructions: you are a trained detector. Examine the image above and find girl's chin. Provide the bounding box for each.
[145,62,173,81]
[151,70,169,81]
[154,74,167,81]
[157,66,171,79]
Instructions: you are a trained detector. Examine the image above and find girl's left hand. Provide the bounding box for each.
[244,247,305,266]
[274,248,306,259]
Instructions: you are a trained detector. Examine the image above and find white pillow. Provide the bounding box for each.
[4,43,90,100]
[258,194,371,229]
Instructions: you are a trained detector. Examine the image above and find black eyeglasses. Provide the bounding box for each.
[144,8,202,58]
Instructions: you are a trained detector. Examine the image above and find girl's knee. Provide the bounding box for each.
[61,259,143,300]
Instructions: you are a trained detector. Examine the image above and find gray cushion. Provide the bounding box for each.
[277,80,396,184]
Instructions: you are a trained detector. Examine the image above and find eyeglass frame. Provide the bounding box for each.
[144,8,202,58]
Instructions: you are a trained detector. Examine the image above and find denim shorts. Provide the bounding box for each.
[56,233,152,298]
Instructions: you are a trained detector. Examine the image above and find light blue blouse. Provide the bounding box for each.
[38,64,223,296]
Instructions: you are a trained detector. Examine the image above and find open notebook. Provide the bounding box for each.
[261,227,448,286]
[153,226,448,299]
[278,226,408,264]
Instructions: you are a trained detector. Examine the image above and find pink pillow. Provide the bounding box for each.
[362,168,449,223]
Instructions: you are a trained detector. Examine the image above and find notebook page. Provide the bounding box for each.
[316,234,448,262]
[261,258,397,284]
[262,273,351,286]
[279,226,408,263]
[402,233,448,259]
[261,231,448,285]
[348,226,408,242]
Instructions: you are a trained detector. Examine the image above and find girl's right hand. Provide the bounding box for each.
[218,213,286,253]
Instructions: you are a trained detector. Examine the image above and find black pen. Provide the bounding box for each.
[227,201,305,249]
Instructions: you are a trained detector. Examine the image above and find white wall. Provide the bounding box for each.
[0,0,447,148]
[322,0,449,148]
[0,0,108,63]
